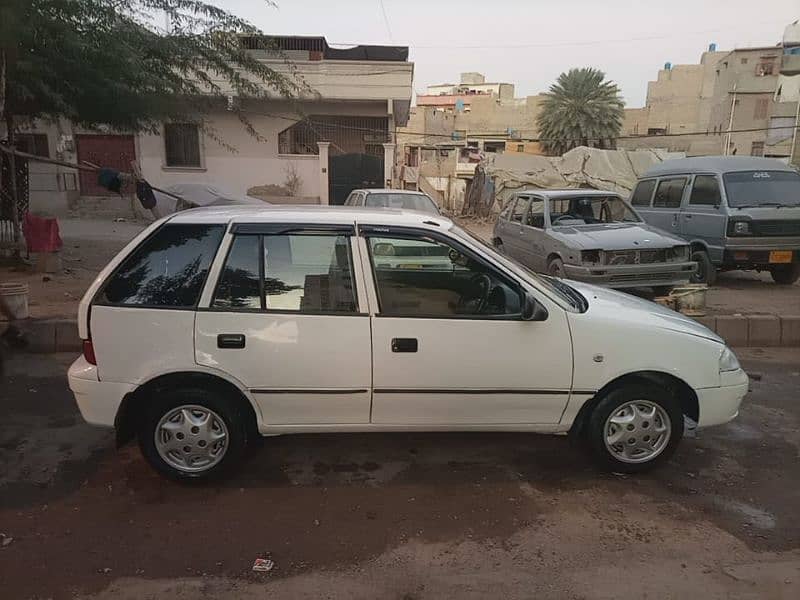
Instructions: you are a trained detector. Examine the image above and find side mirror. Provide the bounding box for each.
[521,294,548,321]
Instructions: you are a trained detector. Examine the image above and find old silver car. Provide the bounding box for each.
[492,189,696,294]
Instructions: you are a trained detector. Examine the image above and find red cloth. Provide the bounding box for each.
[23,213,63,253]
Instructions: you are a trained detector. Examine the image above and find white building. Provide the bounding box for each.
[12,36,413,216]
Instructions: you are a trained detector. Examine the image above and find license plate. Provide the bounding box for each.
[769,250,793,264]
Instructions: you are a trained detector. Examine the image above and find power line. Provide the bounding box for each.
[328,19,787,50]
[239,106,800,144]
[377,0,393,42]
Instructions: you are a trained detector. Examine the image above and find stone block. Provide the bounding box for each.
[780,315,800,347]
[747,315,781,347]
[715,315,748,347]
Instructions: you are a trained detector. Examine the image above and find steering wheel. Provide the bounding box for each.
[457,273,492,314]
[551,214,575,224]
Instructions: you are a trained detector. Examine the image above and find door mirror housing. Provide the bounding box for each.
[521,294,548,321]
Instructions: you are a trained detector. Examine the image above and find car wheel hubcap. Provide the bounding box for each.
[155,405,229,473]
[604,400,671,464]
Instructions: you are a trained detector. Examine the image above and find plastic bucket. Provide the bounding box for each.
[0,282,29,320]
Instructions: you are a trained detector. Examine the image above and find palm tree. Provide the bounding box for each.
[536,68,624,156]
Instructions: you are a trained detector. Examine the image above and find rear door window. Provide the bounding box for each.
[631,180,656,207]
[97,224,224,307]
[212,233,358,314]
[689,175,721,206]
[653,177,687,208]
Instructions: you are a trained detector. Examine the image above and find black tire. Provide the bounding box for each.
[689,249,716,285]
[493,238,505,253]
[652,285,673,297]
[138,386,250,481]
[548,257,565,278]
[585,383,683,474]
[770,263,800,285]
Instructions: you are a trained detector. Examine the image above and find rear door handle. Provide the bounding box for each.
[217,334,245,349]
[391,338,418,353]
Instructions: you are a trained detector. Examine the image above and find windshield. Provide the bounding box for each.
[722,170,800,208]
[549,195,641,225]
[366,193,439,214]
[449,224,585,311]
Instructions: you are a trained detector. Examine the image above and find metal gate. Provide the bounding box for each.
[328,153,384,205]
[0,148,29,222]
[76,134,136,196]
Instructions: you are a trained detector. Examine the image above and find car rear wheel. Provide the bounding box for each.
[138,387,249,481]
[770,263,800,285]
[548,257,565,278]
[585,384,683,473]
[690,249,716,285]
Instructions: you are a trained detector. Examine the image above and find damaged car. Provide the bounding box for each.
[492,189,696,294]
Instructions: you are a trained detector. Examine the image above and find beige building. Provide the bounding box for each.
[622,33,799,162]
[396,72,543,206]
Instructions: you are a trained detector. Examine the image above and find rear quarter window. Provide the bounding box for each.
[96,223,224,308]
[631,179,656,207]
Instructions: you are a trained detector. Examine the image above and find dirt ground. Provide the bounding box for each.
[1,348,799,599]
[458,217,800,316]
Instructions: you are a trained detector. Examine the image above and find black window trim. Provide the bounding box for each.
[91,222,225,311]
[206,227,365,316]
[359,224,527,321]
[653,176,688,209]
[631,178,658,208]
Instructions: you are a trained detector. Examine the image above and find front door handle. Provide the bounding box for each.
[217,333,246,349]
[391,338,418,353]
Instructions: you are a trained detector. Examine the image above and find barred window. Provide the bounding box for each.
[164,123,201,168]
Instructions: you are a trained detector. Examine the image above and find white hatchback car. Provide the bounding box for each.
[68,206,748,480]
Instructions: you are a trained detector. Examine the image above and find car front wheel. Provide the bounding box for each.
[548,257,565,278]
[586,384,683,473]
[138,387,249,481]
[690,249,716,285]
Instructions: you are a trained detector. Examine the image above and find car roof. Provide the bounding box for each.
[511,189,622,198]
[167,204,453,229]
[354,188,432,195]
[641,156,796,178]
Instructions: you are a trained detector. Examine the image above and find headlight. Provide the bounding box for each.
[669,245,689,261]
[728,220,752,236]
[719,347,741,372]
[581,250,601,264]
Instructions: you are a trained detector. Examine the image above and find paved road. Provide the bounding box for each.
[1,349,799,599]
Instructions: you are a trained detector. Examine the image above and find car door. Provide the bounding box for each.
[681,174,726,263]
[504,195,531,262]
[648,177,688,236]
[194,224,372,425]
[360,225,574,425]
[518,196,547,270]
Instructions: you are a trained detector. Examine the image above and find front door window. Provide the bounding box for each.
[367,235,522,317]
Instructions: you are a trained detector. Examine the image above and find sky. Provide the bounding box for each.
[214,0,798,107]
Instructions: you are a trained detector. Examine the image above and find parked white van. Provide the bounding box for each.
[68,206,748,480]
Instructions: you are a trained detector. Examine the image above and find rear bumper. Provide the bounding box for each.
[561,261,697,288]
[68,356,136,427]
[696,369,749,428]
[722,247,799,269]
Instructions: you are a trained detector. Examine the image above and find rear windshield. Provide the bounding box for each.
[365,193,439,214]
[97,224,224,307]
[723,170,800,208]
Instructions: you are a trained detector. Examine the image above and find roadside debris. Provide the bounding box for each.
[252,557,274,572]
[1,533,13,547]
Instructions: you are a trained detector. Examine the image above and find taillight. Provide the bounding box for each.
[82,339,97,365]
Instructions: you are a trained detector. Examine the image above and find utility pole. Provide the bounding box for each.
[724,84,737,156]
[790,97,800,167]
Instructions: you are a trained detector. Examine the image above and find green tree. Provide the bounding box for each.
[0,0,307,244]
[536,67,624,156]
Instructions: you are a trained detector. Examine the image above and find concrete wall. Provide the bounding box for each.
[138,99,395,201]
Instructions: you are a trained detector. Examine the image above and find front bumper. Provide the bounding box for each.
[696,369,749,428]
[561,260,697,288]
[68,356,136,427]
